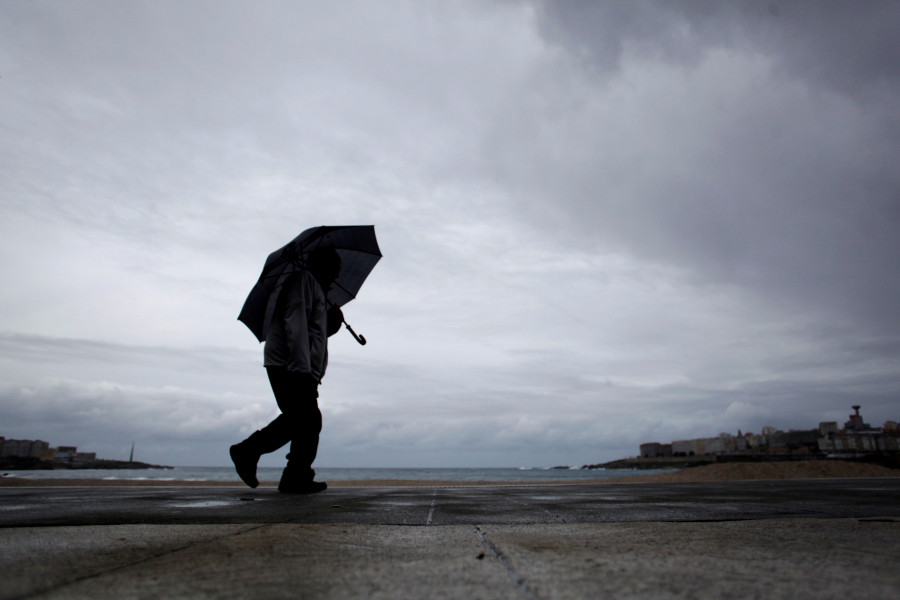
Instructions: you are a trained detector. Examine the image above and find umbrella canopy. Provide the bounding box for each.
[238,225,382,343]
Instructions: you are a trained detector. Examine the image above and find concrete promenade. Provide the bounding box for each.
[2,478,899,599]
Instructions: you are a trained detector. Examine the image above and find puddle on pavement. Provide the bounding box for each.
[169,500,236,509]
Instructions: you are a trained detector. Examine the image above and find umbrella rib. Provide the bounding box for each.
[326,248,383,257]
[330,279,358,300]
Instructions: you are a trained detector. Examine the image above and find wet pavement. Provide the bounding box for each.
[2,478,899,527]
[2,479,899,599]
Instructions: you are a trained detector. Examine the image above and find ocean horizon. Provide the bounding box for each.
[2,466,675,483]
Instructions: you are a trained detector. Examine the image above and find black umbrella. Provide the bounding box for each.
[238,225,382,345]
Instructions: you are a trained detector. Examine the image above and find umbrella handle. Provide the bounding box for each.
[344,321,367,345]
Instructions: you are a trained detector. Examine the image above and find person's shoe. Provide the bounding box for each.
[229,443,260,489]
[278,480,327,494]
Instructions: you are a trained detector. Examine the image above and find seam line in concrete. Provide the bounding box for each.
[475,525,542,600]
[10,523,269,600]
[507,493,567,524]
[426,490,437,525]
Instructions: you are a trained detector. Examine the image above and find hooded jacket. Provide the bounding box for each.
[263,270,328,382]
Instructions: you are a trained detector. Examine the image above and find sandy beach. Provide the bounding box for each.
[2,460,896,487]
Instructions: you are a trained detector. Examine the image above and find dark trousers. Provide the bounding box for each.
[244,367,322,483]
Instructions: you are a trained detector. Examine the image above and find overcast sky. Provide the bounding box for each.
[2,1,898,469]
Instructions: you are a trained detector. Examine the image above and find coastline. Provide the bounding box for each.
[0,458,171,471]
[2,460,897,487]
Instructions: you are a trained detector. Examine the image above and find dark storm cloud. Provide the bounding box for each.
[535,0,900,96]
[485,0,900,338]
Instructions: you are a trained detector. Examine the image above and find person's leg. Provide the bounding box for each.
[265,367,326,493]
[230,416,291,488]
[230,369,302,488]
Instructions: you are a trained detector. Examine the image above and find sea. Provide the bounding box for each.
[2,466,675,483]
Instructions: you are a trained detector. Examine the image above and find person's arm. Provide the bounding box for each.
[306,280,328,380]
[283,271,328,381]
[326,304,343,337]
[282,274,313,375]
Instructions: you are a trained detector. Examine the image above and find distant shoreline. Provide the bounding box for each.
[0,458,172,471]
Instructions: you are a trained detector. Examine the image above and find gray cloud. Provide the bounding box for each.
[534,0,900,95]
[472,0,900,337]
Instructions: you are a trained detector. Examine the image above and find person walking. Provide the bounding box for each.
[230,247,342,493]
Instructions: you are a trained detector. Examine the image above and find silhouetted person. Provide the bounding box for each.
[230,248,342,493]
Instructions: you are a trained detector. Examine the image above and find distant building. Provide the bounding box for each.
[641,406,899,459]
[844,405,873,432]
[640,443,672,458]
[819,422,839,435]
[1,436,106,465]
[1,438,50,459]
[820,432,877,453]
[671,439,698,456]
[819,407,900,454]
[52,446,78,460]
[671,434,738,456]
[769,430,819,453]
